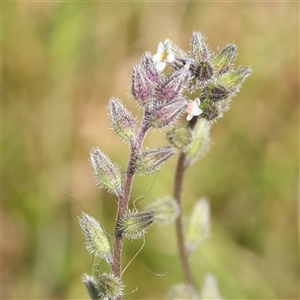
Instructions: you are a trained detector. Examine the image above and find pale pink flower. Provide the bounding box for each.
[186,98,202,121]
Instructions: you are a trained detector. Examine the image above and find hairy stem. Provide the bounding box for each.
[173,116,198,287]
[112,113,150,295]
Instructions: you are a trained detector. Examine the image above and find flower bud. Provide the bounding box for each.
[195,61,214,82]
[186,119,211,166]
[97,273,124,300]
[108,97,136,143]
[132,57,157,107]
[156,68,190,102]
[135,146,175,175]
[118,209,154,240]
[212,44,237,75]
[190,31,211,61]
[186,199,210,253]
[82,274,100,300]
[167,283,199,300]
[90,148,122,197]
[149,98,188,128]
[145,196,180,226]
[142,52,160,84]
[218,66,252,94]
[200,274,223,300]
[78,213,112,265]
[202,83,229,102]
[166,127,193,152]
[201,104,219,121]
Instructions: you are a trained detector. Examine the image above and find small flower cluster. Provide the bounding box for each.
[78,32,251,300]
[152,32,251,122]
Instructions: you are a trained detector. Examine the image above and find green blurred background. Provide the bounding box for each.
[2,1,299,299]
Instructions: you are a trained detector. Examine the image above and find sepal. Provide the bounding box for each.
[212,44,237,75]
[90,148,122,197]
[186,119,211,166]
[97,273,124,300]
[78,213,112,265]
[167,283,199,300]
[135,146,175,175]
[82,274,100,300]
[108,97,136,143]
[145,196,180,225]
[118,209,154,240]
[149,99,188,128]
[167,127,193,152]
[186,199,211,253]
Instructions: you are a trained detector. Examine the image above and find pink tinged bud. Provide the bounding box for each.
[190,31,211,61]
[149,98,188,128]
[156,69,190,102]
[131,65,155,107]
[97,273,124,300]
[108,98,136,142]
[90,148,122,197]
[78,213,113,265]
[142,53,160,84]
[82,274,100,300]
[135,146,175,175]
[118,209,154,240]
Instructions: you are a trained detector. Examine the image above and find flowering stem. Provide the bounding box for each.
[112,112,150,290]
[173,117,198,288]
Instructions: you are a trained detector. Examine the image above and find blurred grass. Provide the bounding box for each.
[2,1,299,299]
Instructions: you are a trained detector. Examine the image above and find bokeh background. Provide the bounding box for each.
[3,1,299,299]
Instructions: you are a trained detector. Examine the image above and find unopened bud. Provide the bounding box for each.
[186,119,211,166]
[78,213,112,265]
[90,148,122,196]
[142,52,160,85]
[145,196,180,225]
[218,66,252,94]
[212,44,237,75]
[166,127,193,152]
[132,64,155,107]
[156,68,190,102]
[186,199,210,253]
[195,61,214,82]
[97,273,124,300]
[201,104,219,121]
[82,274,100,300]
[135,146,175,175]
[108,98,136,142]
[118,209,154,240]
[202,83,229,102]
[200,274,223,300]
[149,99,188,128]
[190,31,211,61]
[167,283,199,300]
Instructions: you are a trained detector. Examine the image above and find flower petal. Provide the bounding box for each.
[187,114,193,121]
[156,61,167,71]
[166,52,175,63]
[157,42,165,53]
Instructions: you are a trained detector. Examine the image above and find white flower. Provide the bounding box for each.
[152,39,175,71]
[186,98,203,121]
